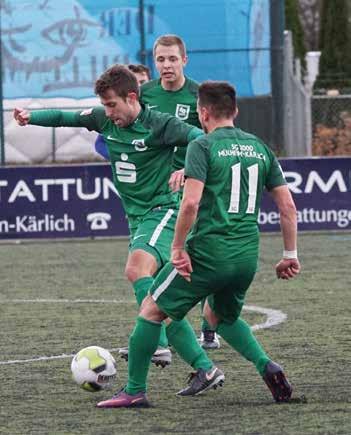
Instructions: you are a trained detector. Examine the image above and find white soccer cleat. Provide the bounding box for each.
[198,331,221,349]
[118,346,172,368]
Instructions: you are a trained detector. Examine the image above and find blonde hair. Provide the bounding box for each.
[153,34,186,57]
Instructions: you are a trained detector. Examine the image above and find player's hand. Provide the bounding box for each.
[275,258,301,280]
[169,169,185,192]
[171,248,193,282]
[13,107,30,126]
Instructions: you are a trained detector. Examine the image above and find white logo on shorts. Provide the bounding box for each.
[133,234,147,241]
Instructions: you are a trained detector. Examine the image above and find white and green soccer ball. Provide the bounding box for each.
[71,346,117,392]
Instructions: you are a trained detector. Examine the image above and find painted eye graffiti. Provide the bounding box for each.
[41,5,101,48]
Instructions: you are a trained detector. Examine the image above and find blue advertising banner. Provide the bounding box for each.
[1,0,271,99]
[259,157,351,231]
[0,157,350,240]
[0,164,128,239]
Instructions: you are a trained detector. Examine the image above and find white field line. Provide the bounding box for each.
[1,299,135,304]
[0,348,120,366]
[0,300,286,366]
[243,305,287,331]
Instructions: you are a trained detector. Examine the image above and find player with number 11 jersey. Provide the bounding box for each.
[185,127,286,265]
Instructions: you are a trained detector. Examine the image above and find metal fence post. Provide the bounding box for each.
[270,0,285,155]
[283,31,312,156]
[0,6,5,165]
[139,0,147,66]
[51,127,56,163]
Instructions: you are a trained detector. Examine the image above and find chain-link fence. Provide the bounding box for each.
[3,102,101,165]
[312,95,351,155]
[3,97,275,164]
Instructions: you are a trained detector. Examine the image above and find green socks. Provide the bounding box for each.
[125,317,214,394]
[167,319,213,371]
[133,277,154,306]
[217,317,270,375]
[132,277,168,348]
[126,316,161,394]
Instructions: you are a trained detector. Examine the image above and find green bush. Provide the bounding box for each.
[314,0,351,91]
[285,0,307,72]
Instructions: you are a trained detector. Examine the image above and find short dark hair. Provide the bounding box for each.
[94,64,139,100]
[127,64,151,80]
[153,34,186,57]
[198,81,237,119]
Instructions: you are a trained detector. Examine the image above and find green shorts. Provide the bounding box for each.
[150,256,258,324]
[128,207,178,268]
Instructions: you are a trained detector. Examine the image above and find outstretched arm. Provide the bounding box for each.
[14,107,101,131]
[269,185,301,280]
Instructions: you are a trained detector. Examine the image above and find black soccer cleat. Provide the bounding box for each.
[262,361,292,403]
[176,366,225,396]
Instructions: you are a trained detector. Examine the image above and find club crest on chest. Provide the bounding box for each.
[175,104,190,120]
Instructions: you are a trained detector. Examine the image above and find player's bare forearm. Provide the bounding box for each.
[270,185,297,251]
[279,205,298,251]
[172,198,198,249]
[276,209,300,280]
[172,178,204,249]
[270,185,300,279]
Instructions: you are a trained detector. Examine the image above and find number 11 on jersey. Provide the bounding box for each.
[228,163,258,214]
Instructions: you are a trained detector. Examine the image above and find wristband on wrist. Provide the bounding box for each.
[283,250,298,259]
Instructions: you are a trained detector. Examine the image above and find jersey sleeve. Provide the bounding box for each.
[162,114,203,148]
[29,107,107,132]
[265,154,287,191]
[184,139,209,182]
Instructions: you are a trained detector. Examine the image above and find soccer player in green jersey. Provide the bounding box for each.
[13,65,217,374]
[97,81,300,409]
[141,35,200,173]
[141,34,220,350]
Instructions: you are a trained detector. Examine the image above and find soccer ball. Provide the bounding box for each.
[71,346,117,392]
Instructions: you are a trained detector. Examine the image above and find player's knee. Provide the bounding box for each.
[124,263,139,283]
[140,295,166,322]
[125,250,158,283]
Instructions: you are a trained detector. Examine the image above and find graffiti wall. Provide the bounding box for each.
[1,0,271,99]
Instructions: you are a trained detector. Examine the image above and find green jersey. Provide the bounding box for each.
[185,126,286,263]
[29,107,202,222]
[140,77,201,171]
